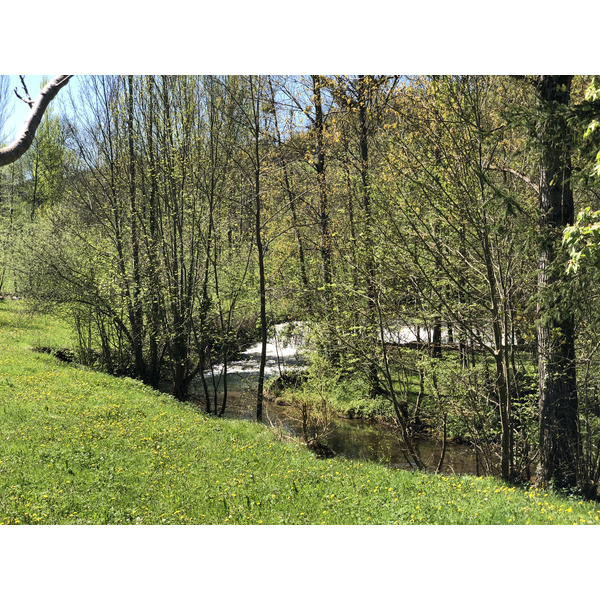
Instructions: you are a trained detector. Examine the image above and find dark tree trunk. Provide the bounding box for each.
[535,75,580,490]
[357,75,384,398]
[127,75,146,382]
[250,76,268,423]
[145,77,162,388]
[312,76,333,293]
[312,75,340,364]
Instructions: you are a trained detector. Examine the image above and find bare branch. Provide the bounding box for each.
[487,163,539,195]
[14,76,35,108]
[0,75,72,167]
[16,75,34,107]
[14,88,34,108]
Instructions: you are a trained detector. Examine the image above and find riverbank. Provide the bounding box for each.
[1,301,598,524]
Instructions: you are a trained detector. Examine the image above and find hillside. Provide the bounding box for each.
[0,301,598,525]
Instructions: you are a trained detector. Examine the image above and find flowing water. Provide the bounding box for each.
[194,322,494,476]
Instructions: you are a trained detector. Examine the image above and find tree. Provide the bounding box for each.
[312,75,334,304]
[195,75,252,417]
[379,76,539,480]
[325,75,396,396]
[535,75,580,490]
[24,78,67,220]
[0,75,72,167]
[247,75,269,422]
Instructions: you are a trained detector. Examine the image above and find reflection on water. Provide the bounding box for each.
[192,373,493,477]
[194,321,496,477]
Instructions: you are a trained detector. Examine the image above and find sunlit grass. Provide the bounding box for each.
[0,301,598,525]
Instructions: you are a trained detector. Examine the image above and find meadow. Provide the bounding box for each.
[1,301,599,525]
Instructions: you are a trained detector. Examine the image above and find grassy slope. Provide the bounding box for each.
[0,302,599,525]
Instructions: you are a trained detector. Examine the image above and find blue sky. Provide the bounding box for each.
[3,75,55,140]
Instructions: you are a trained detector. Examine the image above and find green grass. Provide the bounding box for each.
[1,301,599,525]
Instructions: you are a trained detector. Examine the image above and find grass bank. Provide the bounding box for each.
[0,301,598,525]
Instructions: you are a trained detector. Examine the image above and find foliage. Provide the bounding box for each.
[563,77,600,272]
[564,207,600,273]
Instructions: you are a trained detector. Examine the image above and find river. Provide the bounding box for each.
[194,322,495,476]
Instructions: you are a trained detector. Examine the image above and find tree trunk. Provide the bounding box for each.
[536,75,580,490]
[250,76,268,423]
[357,75,384,397]
[312,76,333,294]
[127,75,146,382]
[145,76,163,388]
[311,75,339,363]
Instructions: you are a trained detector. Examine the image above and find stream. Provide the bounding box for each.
[194,323,495,476]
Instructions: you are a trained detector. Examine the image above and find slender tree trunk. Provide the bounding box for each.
[30,153,39,221]
[312,76,333,293]
[357,75,383,397]
[478,160,513,481]
[268,77,310,302]
[198,84,218,412]
[144,76,162,388]
[431,148,443,360]
[106,80,136,374]
[458,225,468,368]
[199,201,214,412]
[127,75,146,381]
[311,75,340,362]
[255,148,267,422]
[482,215,512,480]
[375,292,425,469]
[343,163,360,290]
[160,76,190,400]
[249,76,268,423]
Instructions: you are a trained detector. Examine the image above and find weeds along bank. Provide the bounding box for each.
[0,301,598,525]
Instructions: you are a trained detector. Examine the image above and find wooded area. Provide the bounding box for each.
[2,74,600,497]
